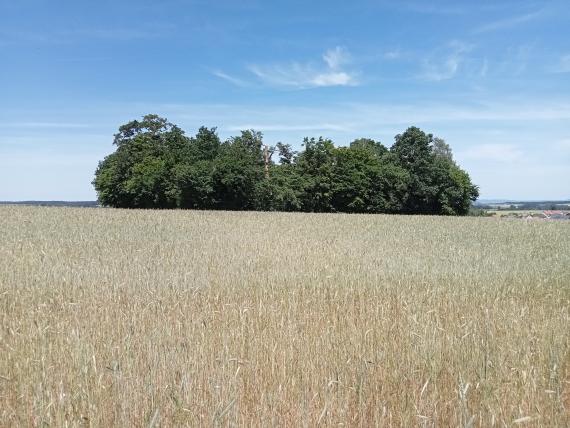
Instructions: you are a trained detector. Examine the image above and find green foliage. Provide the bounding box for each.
[389,127,479,215]
[93,114,188,209]
[173,160,215,209]
[94,116,479,215]
[432,137,453,162]
[296,137,336,212]
[212,135,264,210]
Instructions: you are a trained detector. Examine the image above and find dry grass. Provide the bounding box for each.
[0,206,569,427]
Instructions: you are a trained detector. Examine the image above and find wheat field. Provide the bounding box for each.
[0,206,569,427]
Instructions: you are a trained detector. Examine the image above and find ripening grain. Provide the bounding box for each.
[0,206,569,426]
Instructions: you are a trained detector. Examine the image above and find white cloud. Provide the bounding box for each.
[248,46,358,88]
[419,41,473,81]
[133,99,570,134]
[383,50,402,60]
[422,58,460,81]
[474,11,542,34]
[211,70,249,87]
[322,46,350,69]
[311,71,353,86]
[227,123,351,132]
[461,144,524,162]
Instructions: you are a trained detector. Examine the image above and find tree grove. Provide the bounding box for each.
[93,115,479,215]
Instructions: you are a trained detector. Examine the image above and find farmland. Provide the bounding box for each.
[1,206,569,426]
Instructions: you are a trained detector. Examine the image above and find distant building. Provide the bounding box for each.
[543,210,570,220]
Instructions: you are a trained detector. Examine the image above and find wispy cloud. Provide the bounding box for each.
[322,46,350,69]
[419,42,473,81]
[139,99,570,140]
[0,25,172,45]
[392,2,467,15]
[0,122,90,129]
[248,46,359,88]
[211,70,250,87]
[344,101,570,125]
[383,49,403,60]
[227,123,351,132]
[461,144,524,162]
[474,11,542,34]
[72,27,171,41]
[550,54,570,73]
[479,59,489,77]
[493,44,534,77]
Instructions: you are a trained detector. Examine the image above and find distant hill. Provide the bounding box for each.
[0,201,99,208]
[475,199,510,204]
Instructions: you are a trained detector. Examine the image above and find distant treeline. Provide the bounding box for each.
[93,115,479,215]
[0,201,99,207]
[475,201,570,211]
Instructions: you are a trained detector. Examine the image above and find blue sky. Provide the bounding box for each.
[1,0,569,201]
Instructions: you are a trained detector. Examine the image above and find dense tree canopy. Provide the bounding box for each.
[93,115,479,215]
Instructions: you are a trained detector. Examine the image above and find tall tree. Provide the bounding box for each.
[173,127,221,208]
[212,131,265,210]
[390,127,439,214]
[432,137,453,162]
[93,115,189,208]
[275,142,296,164]
[296,137,336,212]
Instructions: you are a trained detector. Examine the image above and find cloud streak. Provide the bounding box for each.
[322,46,350,69]
[419,42,473,81]
[131,99,570,142]
[390,2,468,15]
[460,144,524,162]
[211,70,250,87]
[0,25,173,45]
[0,122,90,129]
[227,123,351,132]
[474,11,542,33]
[248,46,358,88]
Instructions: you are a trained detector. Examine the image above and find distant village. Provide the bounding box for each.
[491,210,570,220]
[474,200,570,220]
